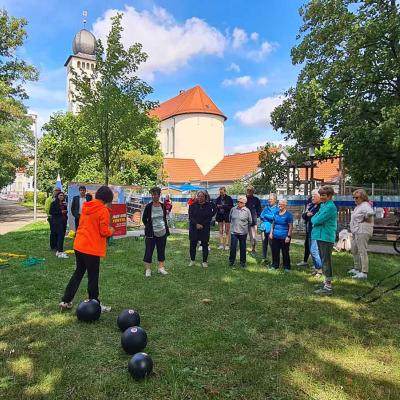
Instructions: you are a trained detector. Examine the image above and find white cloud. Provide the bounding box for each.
[250,32,259,41]
[234,95,285,127]
[232,141,265,153]
[257,77,268,86]
[93,6,227,81]
[25,83,65,103]
[222,75,253,87]
[227,62,240,73]
[232,27,248,49]
[248,41,275,61]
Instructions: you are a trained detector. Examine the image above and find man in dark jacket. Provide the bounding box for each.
[71,186,87,231]
[246,186,262,257]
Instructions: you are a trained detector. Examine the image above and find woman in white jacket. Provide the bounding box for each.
[348,189,375,279]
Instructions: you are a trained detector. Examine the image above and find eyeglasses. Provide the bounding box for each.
[353,196,360,199]
[238,201,245,204]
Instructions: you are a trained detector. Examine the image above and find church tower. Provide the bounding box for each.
[64,12,96,113]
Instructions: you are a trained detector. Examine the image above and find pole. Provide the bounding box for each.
[33,115,38,222]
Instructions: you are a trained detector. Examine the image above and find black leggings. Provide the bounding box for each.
[143,235,167,263]
[55,222,67,252]
[190,240,208,262]
[271,238,291,269]
[62,250,100,303]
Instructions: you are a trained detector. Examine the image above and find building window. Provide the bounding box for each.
[82,62,85,69]
[27,182,30,189]
[77,61,81,68]
[166,129,170,154]
[91,63,94,70]
[87,63,90,69]
[171,127,175,156]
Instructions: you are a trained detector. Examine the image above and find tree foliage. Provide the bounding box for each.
[0,9,38,188]
[252,144,287,193]
[271,0,400,184]
[71,13,158,185]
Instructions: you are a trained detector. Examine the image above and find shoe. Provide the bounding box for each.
[240,263,246,268]
[188,260,195,267]
[202,262,208,268]
[353,272,367,280]
[55,251,60,257]
[311,270,323,278]
[145,269,151,277]
[314,286,333,295]
[100,304,111,313]
[57,252,69,259]
[250,251,257,257]
[296,261,308,267]
[347,268,359,275]
[59,301,73,311]
[218,245,224,250]
[224,245,230,251]
[284,268,291,273]
[158,268,168,275]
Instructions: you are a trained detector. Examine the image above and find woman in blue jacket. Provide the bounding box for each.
[311,185,337,295]
[259,194,278,264]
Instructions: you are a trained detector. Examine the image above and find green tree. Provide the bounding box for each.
[0,9,38,188]
[71,13,158,185]
[271,0,400,185]
[252,143,288,193]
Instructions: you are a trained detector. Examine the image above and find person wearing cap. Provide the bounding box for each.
[71,185,87,231]
[45,187,61,252]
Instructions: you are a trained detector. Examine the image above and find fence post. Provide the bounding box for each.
[372,183,375,198]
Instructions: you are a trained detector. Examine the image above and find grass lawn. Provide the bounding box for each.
[1,222,400,400]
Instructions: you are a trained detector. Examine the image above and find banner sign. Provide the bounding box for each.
[111,204,127,237]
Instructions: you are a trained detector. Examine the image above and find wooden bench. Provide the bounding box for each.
[372,225,400,254]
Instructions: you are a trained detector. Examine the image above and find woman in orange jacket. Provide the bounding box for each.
[59,186,114,312]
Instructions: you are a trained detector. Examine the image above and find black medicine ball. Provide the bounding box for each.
[121,326,147,355]
[76,299,101,322]
[117,309,141,332]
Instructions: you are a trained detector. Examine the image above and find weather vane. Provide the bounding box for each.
[82,10,88,28]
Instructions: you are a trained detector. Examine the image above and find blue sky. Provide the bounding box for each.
[3,0,305,153]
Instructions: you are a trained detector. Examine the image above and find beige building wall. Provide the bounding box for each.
[66,56,96,113]
[158,113,224,175]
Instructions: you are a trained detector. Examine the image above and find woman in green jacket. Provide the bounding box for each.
[311,185,337,295]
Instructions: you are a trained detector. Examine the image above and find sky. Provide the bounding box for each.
[3,0,305,154]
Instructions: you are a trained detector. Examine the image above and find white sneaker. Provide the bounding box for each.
[188,260,195,267]
[296,261,308,267]
[353,272,368,280]
[347,268,359,275]
[57,252,69,259]
[224,245,230,251]
[100,304,111,313]
[202,262,208,268]
[145,269,151,277]
[55,251,60,257]
[158,268,168,275]
[218,245,224,250]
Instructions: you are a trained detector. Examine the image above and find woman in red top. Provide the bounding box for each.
[59,186,114,312]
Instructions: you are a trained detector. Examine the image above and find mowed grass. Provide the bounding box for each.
[1,222,400,400]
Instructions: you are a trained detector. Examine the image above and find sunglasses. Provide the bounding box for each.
[238,201,245,204]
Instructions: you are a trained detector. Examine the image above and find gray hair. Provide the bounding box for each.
[311,189,320,196]
[237,195,247,204]
[269,193,277,200]
[279,198,288,205]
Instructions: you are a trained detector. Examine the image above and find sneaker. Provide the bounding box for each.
[240,263,246,268]
[100,304,111,313]
[250,250,257,257]
[314,286,333,295]
[59,301,73,311]
[188,260,195,267]
[284,268,291,273]
[202,262,208,268]
[224,245,230,251]
[353,272,368,280]
[145,269,151,277]
[55,251,60,257]
[57,252,69,259]
[296,261,308,267]
[218,245,224,250]
[347,268,359,275]
[158,268,168,275]
[311,270,323,278]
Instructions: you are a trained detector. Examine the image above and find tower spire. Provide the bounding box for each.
[82,10,87,28]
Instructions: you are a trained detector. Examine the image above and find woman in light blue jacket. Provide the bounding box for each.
[259,194,279,264]
[311,185,337,295]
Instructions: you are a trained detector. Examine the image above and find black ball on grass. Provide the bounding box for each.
[121,326,147,354]
[128,352,153,379]
[117,309,140,332]
[76,299,101,322]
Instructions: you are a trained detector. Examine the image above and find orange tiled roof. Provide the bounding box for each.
[163,158,205,183]
[204,151,261,182]
[299,158,340,182]
[150,85,227,121]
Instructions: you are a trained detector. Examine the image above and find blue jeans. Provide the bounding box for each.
[229,233,247,266]
[310,239,322,269]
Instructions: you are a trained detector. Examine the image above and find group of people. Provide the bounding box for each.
[58,183,375,311]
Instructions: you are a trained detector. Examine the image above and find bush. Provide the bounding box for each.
[23,191,47,205]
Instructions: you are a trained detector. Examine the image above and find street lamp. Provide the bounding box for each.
[308,145,315,191]
[28,113,38,222]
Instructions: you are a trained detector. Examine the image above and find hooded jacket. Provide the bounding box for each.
[74,199,113,257]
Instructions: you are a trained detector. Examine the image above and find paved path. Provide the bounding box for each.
[0,199,47,235]
[117,228,399,256]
